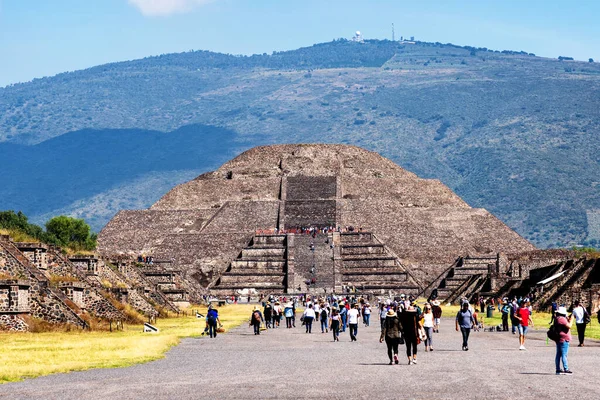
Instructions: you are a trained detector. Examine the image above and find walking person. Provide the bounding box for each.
[553,306,573,374]
[320,306,329,333]
[432,300,442,333]
[380,308,402,365]
[422,304,434,351]
[510,300,519,334]
[339,302,348,332]
[250,306,264,335]
[399,305,419,364]
[263,302,273,329]
[303,304,316,333]
[284,302,294,328]
[456,301,475,351]
[500,300,510,332]
[329,309,341,341]
[516,301,533,350]
[571,300,588,347]
[206,304,221,339]
[379,304,387,329]
[348,303,361,341]
[363,303,371,327]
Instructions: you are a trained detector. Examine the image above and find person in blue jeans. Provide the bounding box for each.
[339,304,348,332]
[455,302,475,351]
[206,304,221,338]
[320,308,329,333]
[554,306,573,374]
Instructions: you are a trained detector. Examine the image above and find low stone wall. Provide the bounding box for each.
[0,314,29,331]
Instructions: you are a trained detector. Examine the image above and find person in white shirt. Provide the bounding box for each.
[572,300,588,346]
[314,302,321,322]
[363,303,372,327]
[303,304,316,333]
[422,304,435,351]
[347,304,361,341]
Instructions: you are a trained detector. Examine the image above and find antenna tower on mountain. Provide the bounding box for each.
[392,23,395,41]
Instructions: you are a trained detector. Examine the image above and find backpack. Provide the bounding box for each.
[583,309,591,325]
[321,309,328,320]
[207,310,218,324]
[253,311,261,322]
[547,323,559,342]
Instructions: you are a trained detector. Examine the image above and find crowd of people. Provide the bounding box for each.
[202,292,594,375]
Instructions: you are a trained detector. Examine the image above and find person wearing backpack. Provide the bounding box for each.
[250,306,264,335]
[553,306,573,374]
[206,304,221,338]
[339,303,348,332]
[571,300,589,347]
[320,306,329,333]
[455,301,475,351]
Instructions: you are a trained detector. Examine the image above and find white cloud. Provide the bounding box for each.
[128,0,214,17]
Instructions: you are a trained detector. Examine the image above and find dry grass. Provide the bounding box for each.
[0,228,38,243]
[0,304,254,384]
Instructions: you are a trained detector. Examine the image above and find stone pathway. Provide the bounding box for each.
[1,317,599,399]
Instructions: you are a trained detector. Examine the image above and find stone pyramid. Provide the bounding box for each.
[99,144,535,294]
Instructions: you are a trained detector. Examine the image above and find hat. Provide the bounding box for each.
[556,306,568,315]
[386,309,396,317]
[400,294,406,298]
[432,300,440,306]
[253,306,259,311]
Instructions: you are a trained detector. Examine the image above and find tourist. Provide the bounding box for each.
[303,304,316,333]
[432,300,442,333]
[206,304,221,339]
[399,305,420,364]
[571,300,588,347]
[363,303,371,327]
[272,301,282,328]
[339,302,348,332]
[348,303,361,341]
[500,300,510,331]
[455,301,475,351]
[263,302,273,329]
[320,305,329,333]
[284,302,294,328]
[516,301,533,350]
[553,306,573,374]
[510,299,519,334]
[379,303,387,329]
[329,309,341,341]
[380,307,402,364]
[314,302,321,323]
[250,306,264,335]
[422,304,434,351]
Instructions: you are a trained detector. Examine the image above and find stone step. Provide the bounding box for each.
[342,283,419,290]
[342,257,397,267]
[223,271,285,276]
[241,248,286,259]
[341,245,386,256]
[342,271,408,277]
[213,283,285,289]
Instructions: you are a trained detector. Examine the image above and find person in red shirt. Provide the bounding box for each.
[516,301,534,350]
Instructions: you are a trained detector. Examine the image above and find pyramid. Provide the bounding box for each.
[98,144,535,294]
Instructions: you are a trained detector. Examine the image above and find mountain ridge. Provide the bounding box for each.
[1,39,598,248]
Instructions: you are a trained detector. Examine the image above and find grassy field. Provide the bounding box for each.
[0,304,254,384]
[440,303,600,340]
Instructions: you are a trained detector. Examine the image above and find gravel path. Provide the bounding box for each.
[1,316,599,400]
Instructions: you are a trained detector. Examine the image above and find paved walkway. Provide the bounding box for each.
[1,317,599,400]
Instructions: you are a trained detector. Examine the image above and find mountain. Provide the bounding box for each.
[1,39,599,247]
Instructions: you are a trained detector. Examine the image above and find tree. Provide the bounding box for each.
[589,58,594,63]
[45,216,96,250]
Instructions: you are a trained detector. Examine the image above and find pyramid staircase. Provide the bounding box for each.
[434,256,496,303]
[339,232,419,293]
[532,258,598,310]
[212,234,287,294]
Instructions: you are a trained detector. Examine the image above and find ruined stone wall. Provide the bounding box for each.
[0,314,28,331]
[128,289,158,317]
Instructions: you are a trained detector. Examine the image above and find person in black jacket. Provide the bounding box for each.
[399,306,420,365]
[380,308,403,364]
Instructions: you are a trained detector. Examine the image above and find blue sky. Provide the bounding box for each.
[1,0,599,87]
